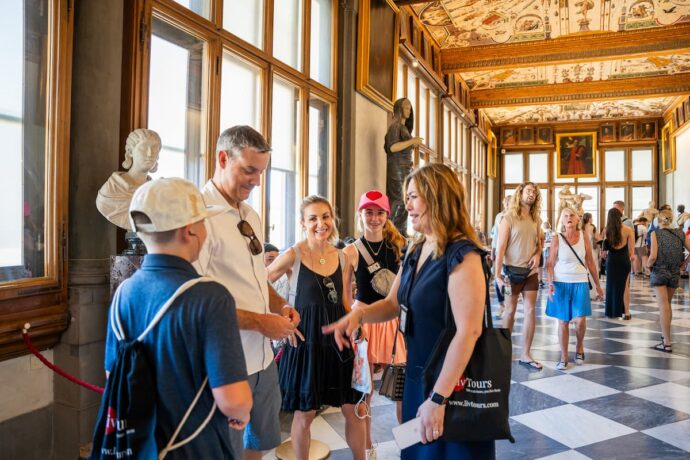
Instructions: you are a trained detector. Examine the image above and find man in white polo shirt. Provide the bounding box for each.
[196,126,300,460]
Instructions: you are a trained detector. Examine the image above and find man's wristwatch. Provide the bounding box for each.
[429,391,449,405]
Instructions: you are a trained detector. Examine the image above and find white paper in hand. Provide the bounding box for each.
[392,417,423,450]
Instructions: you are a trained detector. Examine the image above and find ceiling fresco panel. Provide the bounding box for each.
[462,53,690,89]
[484,96,676,124]
[414,0,690,48]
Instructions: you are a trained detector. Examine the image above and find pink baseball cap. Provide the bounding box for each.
[358,190,390,214]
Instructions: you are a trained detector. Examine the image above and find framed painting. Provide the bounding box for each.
[677,105,686,127]
[500,127,516,146]
[555,132,597,179]
[518,127,534,144]
[356,0,400,111]
[661,121,676,174]
[536,126,553,144]
[600,123,616,142]
[638,121,656,140]
[619,122,635,141]
[684,98,690,123]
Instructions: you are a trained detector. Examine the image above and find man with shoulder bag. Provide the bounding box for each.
[495,182,544,371]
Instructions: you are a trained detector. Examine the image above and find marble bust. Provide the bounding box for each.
[96,129,162,230]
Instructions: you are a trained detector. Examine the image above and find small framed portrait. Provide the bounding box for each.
[684,98,690,122]
[600,123,616,143]
[555,132,597,179]
[638,121,656,140]
[518,127,534,144]
[500,127,516,146]
[661,121,676,174]
[619,122,635,141]
[677,105,686,127]
[536,126,553,144]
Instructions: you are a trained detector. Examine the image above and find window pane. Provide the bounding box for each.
[397,59,405,99]
[429,93,437,151]
[148,19,205,185]
[310,0,332,87]
[407,73,416,132]
[631,148,652,182]
[1,1,48,281]
[220,51,262,131]
[604,187,625,216]
[274,0,303,70]
[269,78,301,249]
[539,188,549,228]
[223,0,263,48]
[528,152,548,184]
[604,149,625,182]
[443,106,449,160]
[632,187,652,221]
[418,83,427,144]
[577,186,599,229]
[308,97,330,197]
[503,153,523,184]
[450,113,456,164]
[172,0,210,19]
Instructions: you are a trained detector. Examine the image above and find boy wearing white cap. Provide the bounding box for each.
[103,177,252,459]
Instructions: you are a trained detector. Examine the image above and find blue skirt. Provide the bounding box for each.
[546,281,592,321]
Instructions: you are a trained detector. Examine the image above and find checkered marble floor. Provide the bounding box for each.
[264,275,690,459]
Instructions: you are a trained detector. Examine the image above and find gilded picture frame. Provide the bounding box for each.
[356,0,400,112]
[555,132,597,179]
[619,122,635,142]
[536,126,553,144]
[638,121,656,140]
[500,127,516,146]
[600,123,616,143]
[518,127,534,145]
[661,121,676,174]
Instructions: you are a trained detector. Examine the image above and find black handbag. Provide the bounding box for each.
[379,329,405,401]
[423,257,515,443]
[502,264,531,284]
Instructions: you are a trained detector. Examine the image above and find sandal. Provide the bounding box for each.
[622,314,632,320]
[519,360,543,370]
[556,361,568,370]
[653,342,672,353]
[575,352,585,365]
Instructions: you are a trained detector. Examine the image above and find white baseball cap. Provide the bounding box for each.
[129,177,224,232]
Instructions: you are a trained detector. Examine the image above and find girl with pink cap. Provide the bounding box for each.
[343,190,407,459]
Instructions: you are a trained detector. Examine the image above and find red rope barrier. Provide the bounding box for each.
[22,329,104,394]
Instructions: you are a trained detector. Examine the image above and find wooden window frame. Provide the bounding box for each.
[122,0,338,242]
[0,0,74,361]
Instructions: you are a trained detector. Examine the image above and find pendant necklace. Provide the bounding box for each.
[364,237,384,257]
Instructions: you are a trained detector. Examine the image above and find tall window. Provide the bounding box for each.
[148,18,205,185]
[0,0,73,360]
[134,0,337,248]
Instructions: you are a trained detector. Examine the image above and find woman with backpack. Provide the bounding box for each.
[646,208,690,353]
[343,190,407,458]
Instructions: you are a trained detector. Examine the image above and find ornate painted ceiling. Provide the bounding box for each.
[483,97,676,124]
[412,0,690,48]
[408,1,690,124]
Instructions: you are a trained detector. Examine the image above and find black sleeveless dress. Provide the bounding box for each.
[354,237,400,303]
[279,261,362,412]
[603,239,630,318]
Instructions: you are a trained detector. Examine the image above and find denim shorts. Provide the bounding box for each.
[650,266,680,289]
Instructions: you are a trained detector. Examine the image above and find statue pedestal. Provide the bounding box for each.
[275,440,330,460]
[110,254,144,297]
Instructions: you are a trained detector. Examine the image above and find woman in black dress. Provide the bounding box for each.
[603,207,635,319]
[268,195,365,460]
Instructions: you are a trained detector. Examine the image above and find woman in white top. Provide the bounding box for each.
[546,208,604,370]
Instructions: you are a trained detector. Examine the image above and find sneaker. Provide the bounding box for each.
[495,304,505,319]
[366,447,377,460]
[575,352,585,365]
[556,361,568,370]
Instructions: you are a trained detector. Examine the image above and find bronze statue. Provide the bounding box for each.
[384,98,422,234]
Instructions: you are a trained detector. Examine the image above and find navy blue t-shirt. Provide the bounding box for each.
[104,254,247,459]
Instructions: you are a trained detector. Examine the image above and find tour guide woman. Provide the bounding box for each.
[324,163,494,459]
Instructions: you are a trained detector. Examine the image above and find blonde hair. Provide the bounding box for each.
[404,163,480,258]
[300,195,339,244]
[657,209,674,228]
[356,211,406,263]
[557,207,581,233]
[509,182,542,224]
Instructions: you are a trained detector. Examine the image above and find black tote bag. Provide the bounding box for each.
[422,256,515,443]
